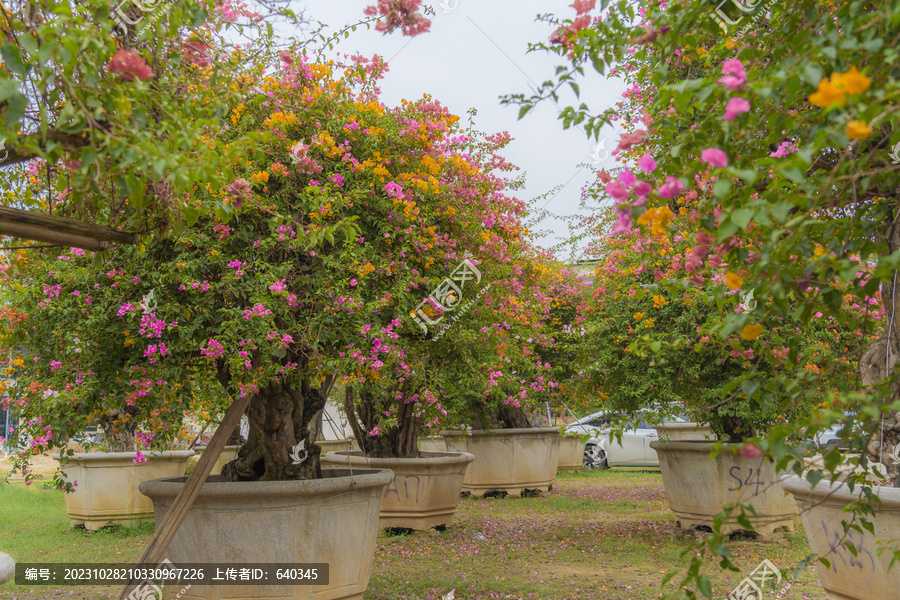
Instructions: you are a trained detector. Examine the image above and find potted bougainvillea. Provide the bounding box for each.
[496,0,900,595]
[0,28,549,595]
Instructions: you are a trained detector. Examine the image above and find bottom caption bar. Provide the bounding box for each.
[16,563,329,585]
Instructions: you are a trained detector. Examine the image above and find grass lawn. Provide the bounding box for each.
[0,467,826,599]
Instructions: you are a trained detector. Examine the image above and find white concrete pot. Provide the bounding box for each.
[557,434,584,472]
[416,437,448,452]
[649,441,796,539]
[141,468,393,600]
[58,450,194,530]
[654,422,717,442]
[782,475,900,600]
[193,445,240,476]
[440,428,560,496]
[321,451,474,530]
[316,439,359,454]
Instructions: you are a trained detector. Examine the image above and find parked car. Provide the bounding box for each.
[565,409,686,469]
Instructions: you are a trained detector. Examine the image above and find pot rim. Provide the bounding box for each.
[440,427,560,437]
[59,450,196,463]
[781,474,900,502]
[140,468,394,499]
[322,450,475,466]
[649,440,744,452]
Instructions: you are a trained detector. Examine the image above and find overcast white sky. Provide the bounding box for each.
[298,1,625,260]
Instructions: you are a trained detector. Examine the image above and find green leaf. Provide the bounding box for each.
[0,79,20,102]
[0,43,27,77]
[731,208,754,230]
[713,179,732,199]
[778,167,805,183]
[801,64,823,86]
[742,380,760,398]
[697,575,713,598]
[6,92,27,128]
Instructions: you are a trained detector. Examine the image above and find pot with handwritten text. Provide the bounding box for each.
[649,441,797,540]
[782,475,900,600]
[321,451,474,530]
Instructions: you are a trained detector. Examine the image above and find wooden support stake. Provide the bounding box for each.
[116,394,252,600]
[0,205,136,250]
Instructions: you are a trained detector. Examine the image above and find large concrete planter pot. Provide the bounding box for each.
[557,434,584,472]
[321,451,474,530]
[317,439,359,454]
[782,475,900,600]
[59,450,194,530]
[194,445,240,475]
[440,428,560,497]
[141,468,393,600]
[654,422,716,442]
[649,441,796,539]
[417,436,447,452]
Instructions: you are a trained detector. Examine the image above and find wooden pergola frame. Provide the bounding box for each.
[0,205,136,250]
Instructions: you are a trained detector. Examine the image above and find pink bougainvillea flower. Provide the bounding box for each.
[605,180,628,200]
[657,176,685,199]
[597,169,612,183]
[615,129,648,153]
[723,97,751,120]
[278,50,294,65]
[701,148,729,168]
[108,49,154,81]
[718,59,747,89]
[618,169,637,188]
[364,0,431,37]
[225,178,252,209]
[632,181,652,197]
[738,443,763,458]
[183,41,210,68]
[769,140,799,158]
[570,0,595,14]
[612,211,632,235]
[637,154,656,173]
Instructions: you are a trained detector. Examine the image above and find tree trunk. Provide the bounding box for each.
[344,386,421,459]
[862,216,900,486]
[220,380,325,482]
[100,406,139,452]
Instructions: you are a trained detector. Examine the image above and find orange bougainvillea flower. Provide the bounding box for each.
[724,272,743,290]
[831,66,871,95]
[740,323,763,340]
[809,66,870,107]
[845,120,873,140]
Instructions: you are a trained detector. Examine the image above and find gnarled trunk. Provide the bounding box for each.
[220,379,326,482]
[344,386,422,459]
[100,406,140,452]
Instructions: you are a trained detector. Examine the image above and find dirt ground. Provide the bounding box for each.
[0,451,65,481]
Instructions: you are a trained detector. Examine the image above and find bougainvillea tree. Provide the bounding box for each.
[578,208,879,441]
[492,0,900,594]
[1,40,573,480]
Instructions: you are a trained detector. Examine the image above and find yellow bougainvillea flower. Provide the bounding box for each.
[740,323,764,340]
[809,79,847,107]
[831,66,871,95]
[813,244,826,256]
[845,120,873,140]
[724,272,743,290]
[809,66,870,107]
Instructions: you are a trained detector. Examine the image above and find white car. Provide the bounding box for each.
[565,410,682,469]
